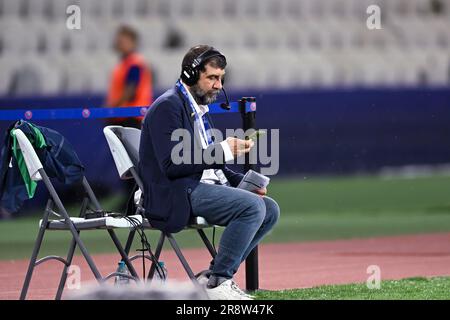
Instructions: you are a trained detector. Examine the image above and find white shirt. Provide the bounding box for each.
[181,82,234,184]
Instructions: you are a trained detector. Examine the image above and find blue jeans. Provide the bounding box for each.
[190,182,280,279]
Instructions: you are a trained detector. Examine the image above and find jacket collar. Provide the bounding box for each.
[175,84,196,131]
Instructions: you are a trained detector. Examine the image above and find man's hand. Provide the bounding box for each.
[226,137,254,157]
[253,187,267,196]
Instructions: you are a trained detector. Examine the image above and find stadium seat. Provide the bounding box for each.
[224,49,259,89]
[103,125,217,283]
[22,55,61,95]
[24,0,48,19]
[145,48,184,88]
[13,125,142,300]
[1,0,450,92]
[0,56,18,95]
[5,55,48,96]
[88,52,116,93]
[0,17,27,55]
[0,0,22,19]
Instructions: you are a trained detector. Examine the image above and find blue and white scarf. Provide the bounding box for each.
[175,79,213,148]
[175,79,230,186]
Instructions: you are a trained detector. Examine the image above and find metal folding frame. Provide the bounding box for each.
[14,129,139,300]
[104,126,217,283]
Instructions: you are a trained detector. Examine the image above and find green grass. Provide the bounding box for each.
[254,276,450,300]
[1,174,450,260]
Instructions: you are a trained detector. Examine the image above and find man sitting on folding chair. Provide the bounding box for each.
[139,45,280,300]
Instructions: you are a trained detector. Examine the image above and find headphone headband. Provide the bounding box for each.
[181,47,226,86]
[191,48,226,69]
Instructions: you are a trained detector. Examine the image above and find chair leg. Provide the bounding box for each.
[124,229,136,256]
[41,170,103,281]
[20,222,47,300]
[39,169,102,282]
[107,229,139,279]
[20,201,53,300]
[166,233,197,281]
[55,235,78,300]
[197,229,217,258]
[147,232,165,281]
[66,223,102,280]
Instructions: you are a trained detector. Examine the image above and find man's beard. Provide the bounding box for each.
[189,84,220,105]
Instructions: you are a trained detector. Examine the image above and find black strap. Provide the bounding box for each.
[125,183,139,216]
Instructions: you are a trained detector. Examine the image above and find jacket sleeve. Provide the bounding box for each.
[147,100,226,180]
[222,166,244,187]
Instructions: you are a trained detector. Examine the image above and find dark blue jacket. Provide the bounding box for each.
[0,121,84,213]
[139,86,244,233]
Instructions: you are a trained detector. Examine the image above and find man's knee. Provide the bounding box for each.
[263,197,280,226]
[243,194,266,224]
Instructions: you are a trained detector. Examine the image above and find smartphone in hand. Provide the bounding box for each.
[247,130,267,142]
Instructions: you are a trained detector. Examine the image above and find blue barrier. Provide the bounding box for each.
[2,88,450,225]
[0,101,256,120]
[1,88,450,177]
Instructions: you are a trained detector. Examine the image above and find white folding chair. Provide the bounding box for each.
[14,127,142,300]
[103,125,217,282]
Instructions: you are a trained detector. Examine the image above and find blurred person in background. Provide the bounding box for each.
[106,25,153,128]
[106,25,153,212]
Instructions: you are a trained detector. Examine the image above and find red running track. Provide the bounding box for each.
[0,233,449,299]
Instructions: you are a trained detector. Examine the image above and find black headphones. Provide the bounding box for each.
[180,47,230,110]
[180,47,227,86]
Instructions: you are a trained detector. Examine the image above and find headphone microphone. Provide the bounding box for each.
[220,87,231,110]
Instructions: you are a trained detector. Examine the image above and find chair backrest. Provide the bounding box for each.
[116,127,141,167]
[14,126,103,214]
[103,125,141,180]
[14,127,71,218]
[13,129,43,181]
